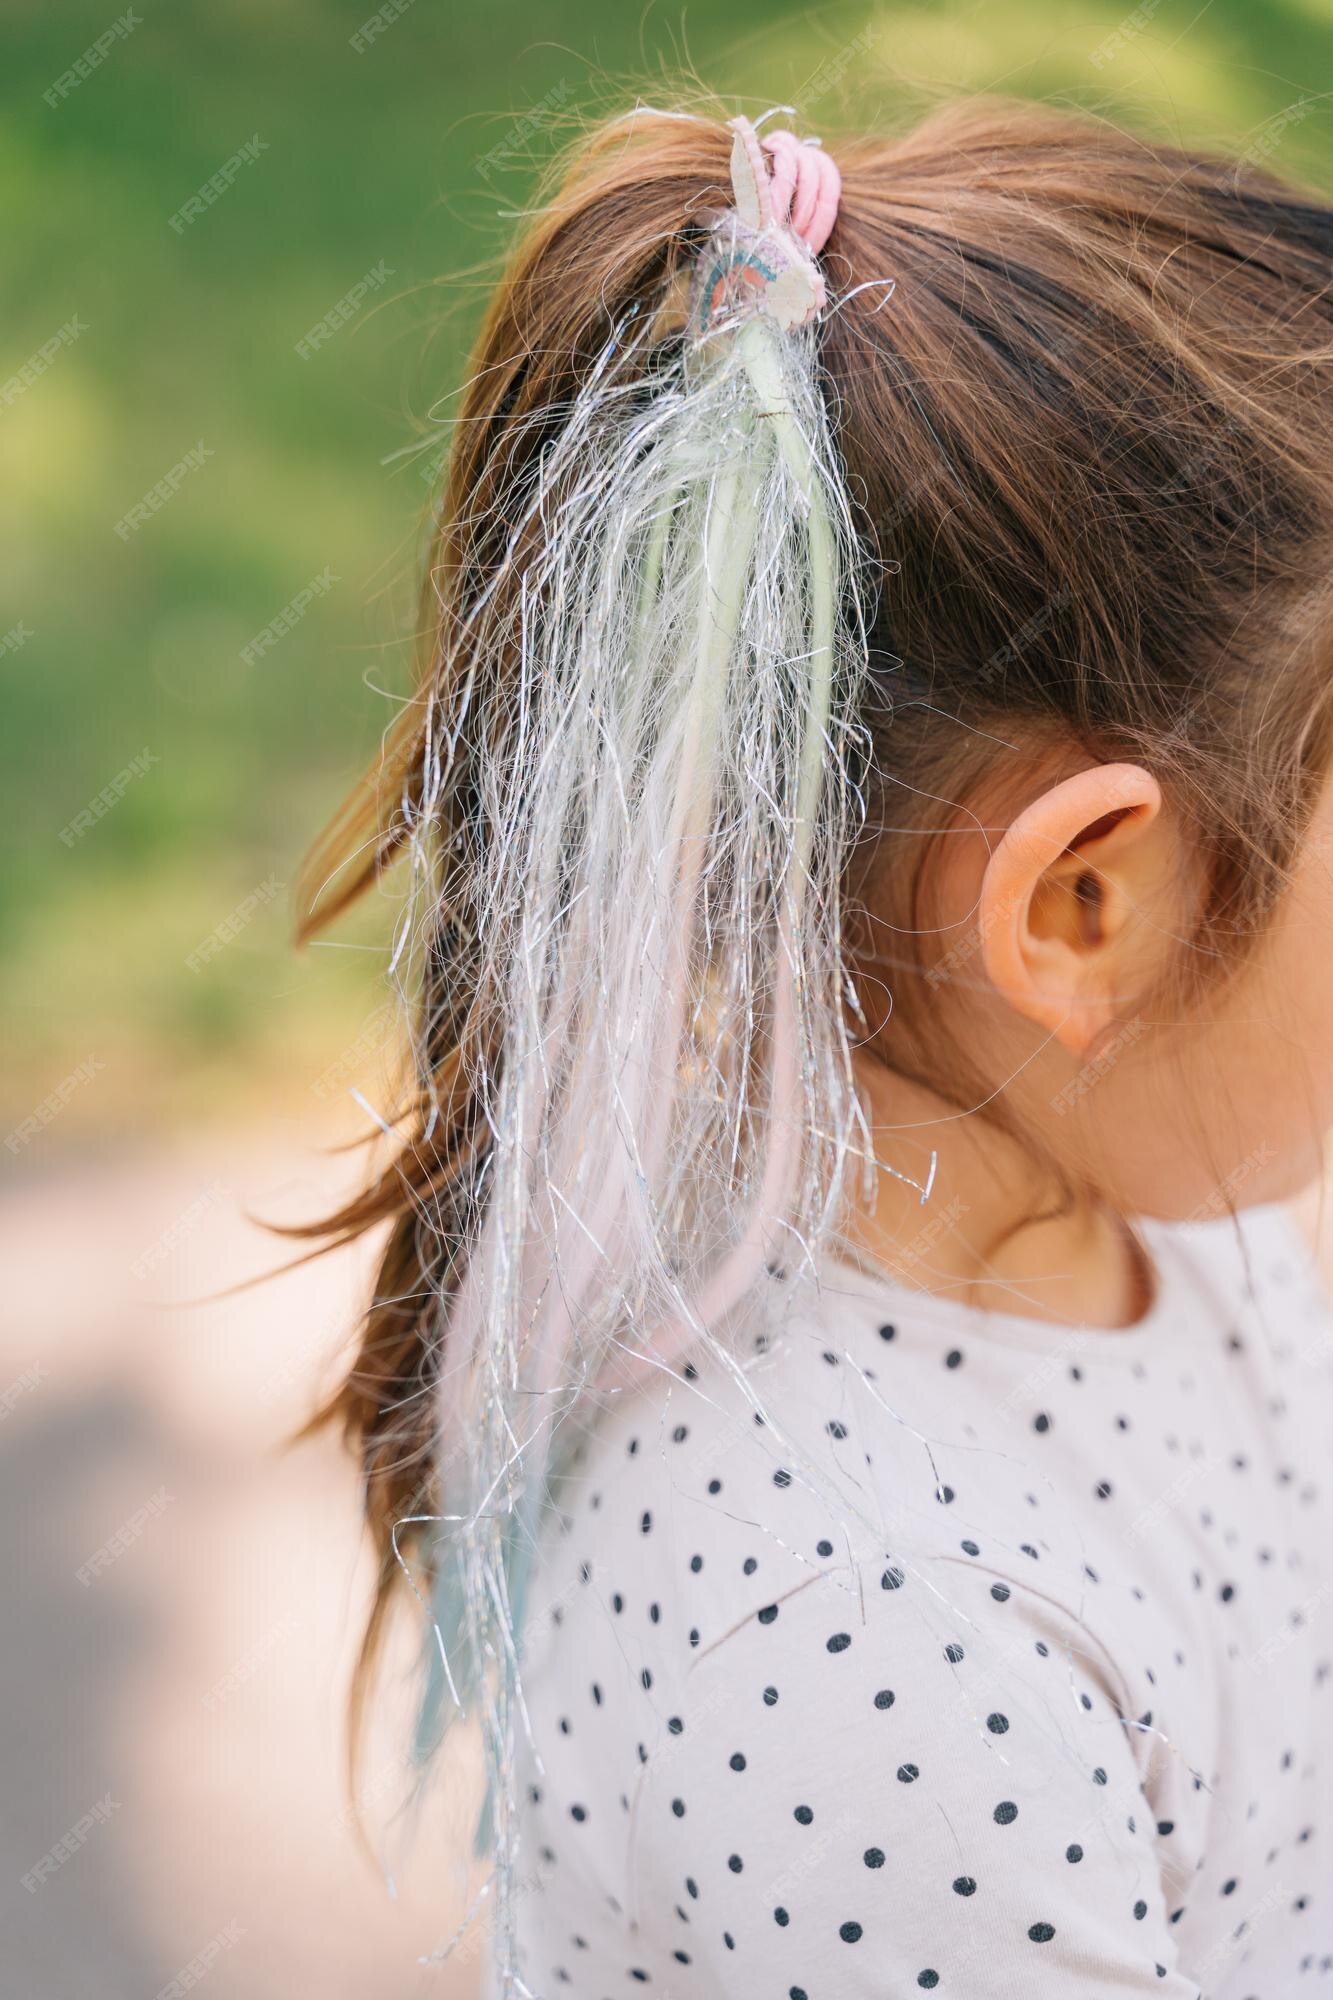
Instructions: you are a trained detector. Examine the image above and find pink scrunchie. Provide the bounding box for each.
[759,126,842,256]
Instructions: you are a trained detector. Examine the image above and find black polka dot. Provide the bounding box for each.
[515,1195,1325,1991]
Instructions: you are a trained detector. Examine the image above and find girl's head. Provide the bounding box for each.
[811,102,1333,1227]
[299,91,1333,1848]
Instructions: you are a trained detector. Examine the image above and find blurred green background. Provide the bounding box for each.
[5,0,1331,1147]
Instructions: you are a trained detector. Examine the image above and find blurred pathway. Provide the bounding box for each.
[0,1124,482,2000]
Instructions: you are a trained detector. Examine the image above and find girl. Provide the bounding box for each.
[302,94,1333,1997]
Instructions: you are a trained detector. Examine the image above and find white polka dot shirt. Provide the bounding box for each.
[512,1201,1333,1996]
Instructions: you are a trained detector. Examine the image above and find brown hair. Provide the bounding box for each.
[293,93,1333,1734]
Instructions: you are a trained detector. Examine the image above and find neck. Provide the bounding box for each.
[833,1051,1153,1330]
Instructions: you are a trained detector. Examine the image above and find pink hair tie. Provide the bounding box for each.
[695,114,842,332]
[760,127,842,256]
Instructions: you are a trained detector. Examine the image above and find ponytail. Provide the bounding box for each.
[297,104,871,1978]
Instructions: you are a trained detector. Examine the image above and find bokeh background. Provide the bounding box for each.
[5,2,1331,1995]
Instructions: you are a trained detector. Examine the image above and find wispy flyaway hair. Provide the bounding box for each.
[415,120,871,1957]
[296,91,1333,1985]
[303,104,874,1972]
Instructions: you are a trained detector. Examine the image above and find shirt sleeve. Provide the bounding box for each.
[628,1549,1202,1996]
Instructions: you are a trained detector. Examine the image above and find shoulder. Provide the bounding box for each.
[523,1262,1116,1691]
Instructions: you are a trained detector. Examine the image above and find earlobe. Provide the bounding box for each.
[977,764,1163,1055]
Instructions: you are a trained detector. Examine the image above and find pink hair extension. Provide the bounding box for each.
[404,109,874,1989]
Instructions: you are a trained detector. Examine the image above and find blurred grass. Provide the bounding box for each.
[4,0,1331,1142]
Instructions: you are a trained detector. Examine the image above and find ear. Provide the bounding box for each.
[977,764,1166,1054]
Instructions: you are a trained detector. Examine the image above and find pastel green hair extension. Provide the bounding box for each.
[400,120,873,1992]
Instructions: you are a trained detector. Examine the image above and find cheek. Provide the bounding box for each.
[1078,882,1333,1219]
[1250,841,1333,1127]
[1090,1043,1323,1218]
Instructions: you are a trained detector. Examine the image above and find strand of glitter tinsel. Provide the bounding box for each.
[402,151,873,1991]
